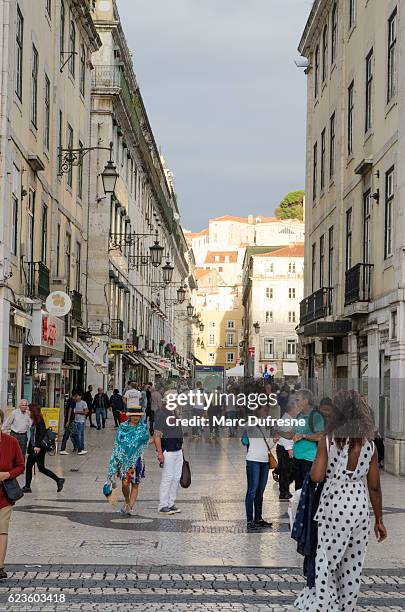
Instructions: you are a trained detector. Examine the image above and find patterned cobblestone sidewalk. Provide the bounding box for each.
[1,566,405,612]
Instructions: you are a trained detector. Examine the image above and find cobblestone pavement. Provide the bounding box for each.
[1,566,405,611]
[2,424,405,610]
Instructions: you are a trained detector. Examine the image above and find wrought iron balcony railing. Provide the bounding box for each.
[91,65,121,89]
[345,263,373,305]
[111,319,124,340]
[300,287,332,326]
[71,290,83,323]
[26,261,50,300]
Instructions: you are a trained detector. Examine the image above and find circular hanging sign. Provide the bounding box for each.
[45,291,72,317]
[268,365,278,376]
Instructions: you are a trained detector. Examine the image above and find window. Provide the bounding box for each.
[77,140,83,199]
[288,312,296,323]
[288,287,296,299]
[363,190,371,264]
[347,81,354,156]
[365,50,373,132]
[349,0,356,30]
[16,6,23,100]
[329,112,336,178]
[208,353,215,364]
[288,261,296,274]
[320,128,326,191]
[287,339,297,356]
[60,1,65,53]
[46,0,51,17]
[226,352,235,364]
[313,141,318,200]
[58,110,63,174]
[31,45,39,128]
[314,45,320,98]
[56,223,61,276]
[68,19,76,76]
[346,208,352,270]
[391,310,397,339]
[322,24,328,82]
[385,168,394,258]
[226,333,235,347]
[11,196,18,256]
[331,4,338,65]
[208,321,216,329]
[27,190,35,263]
[319,234,325,286]
[266,287,273,299]
[328,226,334,288]
[41,204,48,264]
[387,9,397,103]
[75,241,81,292]
[66,123,73,187]
[44,75,50,149]
[311,243,316,292]
[79,44,86,96]
[226,320,235,329]
[208,334,215,346]
[65,232,71,289]
[265,311,273,323]
[264,339,274,358]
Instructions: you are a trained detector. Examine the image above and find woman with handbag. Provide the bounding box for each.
[22,404,65,494]
[0,408,25,579]
[244,406,274,532]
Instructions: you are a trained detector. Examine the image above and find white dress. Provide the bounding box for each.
[295,437,375,612]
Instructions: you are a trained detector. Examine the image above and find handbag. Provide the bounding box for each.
[257,425,278,470]
[3,478,24,503]
[180,453,191,488]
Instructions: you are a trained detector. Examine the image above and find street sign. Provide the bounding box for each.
[109,343,135,352]
[268,364,278,376]
[248,347,255,358]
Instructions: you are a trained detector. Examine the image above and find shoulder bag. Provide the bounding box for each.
[3,478,24,503]
[257,425,278,470]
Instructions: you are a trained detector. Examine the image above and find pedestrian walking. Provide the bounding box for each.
[59,393,78,455]
[292,389,324,489]
[93,387,109,430]
[22,404,65,493]
[106,406,149,516]
[123,381,142,410]
[110,389,124,428]
[83,385,96,428]
[243,406,273,532]
[295,390,387,611]
[208,386,222,438]
[145,382,154,435]
[224,387,238,437]
[3,399,31,456]
[150,385,163,436]
[154,394,183,514]
[274,399,299,500]
[71,391,89,454]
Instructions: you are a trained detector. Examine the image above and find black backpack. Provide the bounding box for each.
[42,428,57,454]
[308,409,324,434]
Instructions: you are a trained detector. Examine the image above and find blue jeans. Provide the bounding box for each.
[72,422,85,452]
[60,425,77,452]
[96,408,106,429]
[245,460,269,523]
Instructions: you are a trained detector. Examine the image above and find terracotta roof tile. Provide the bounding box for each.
[255,243,304,258]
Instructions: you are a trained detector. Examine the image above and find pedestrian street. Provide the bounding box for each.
[1,423,405,610]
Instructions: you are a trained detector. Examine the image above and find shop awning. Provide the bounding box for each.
[282,361,299,376]
[225,364,245,378]
[65,337,108,375]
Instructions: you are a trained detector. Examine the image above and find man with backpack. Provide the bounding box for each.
[291,389,324,489]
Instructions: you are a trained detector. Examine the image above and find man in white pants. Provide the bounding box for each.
[154,394,183,515]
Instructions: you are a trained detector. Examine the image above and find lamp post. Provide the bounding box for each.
[162,260,174,284]
[101,156,119,195]
[177,285,186,304]
[149,236,165,268]
[186,302,194,318]
[253,321,260,334]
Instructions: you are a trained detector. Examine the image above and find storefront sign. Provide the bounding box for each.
[109,343,134,352]
[248,347,255,358]
[31,310,65,353]
[46,291,72,317]
[38,358,63,374]
[41,407,61,433]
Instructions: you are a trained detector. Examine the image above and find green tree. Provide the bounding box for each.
[275,190,304,221]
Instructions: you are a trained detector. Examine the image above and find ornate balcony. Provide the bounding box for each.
[71,290,83,324]
[111,319,124,340]
[26,261,50,300]
[300,287,332,326]
[345,263,373,306]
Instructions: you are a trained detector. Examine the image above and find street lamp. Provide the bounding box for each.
[199,322,205,332]
[186,302,194,318]
[101,157,119,195]
[162,260,174,284]
[177,285,186,304]
[149,237,164,268]
[253,322,260,334]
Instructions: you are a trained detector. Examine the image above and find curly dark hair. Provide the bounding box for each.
[325,390,375,450]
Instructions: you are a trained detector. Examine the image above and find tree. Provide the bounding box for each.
[275,190,304,221]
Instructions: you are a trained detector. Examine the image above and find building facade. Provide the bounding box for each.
[87,0,191,390]
[0,0,101,413]
[243,244,304,382]
[298,0,405,474]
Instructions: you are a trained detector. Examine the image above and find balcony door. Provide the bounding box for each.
[363,190,371,264]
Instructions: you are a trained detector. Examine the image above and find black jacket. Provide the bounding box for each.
[28,419,47,453]
[110,393,124,412]
[93,393,109,410]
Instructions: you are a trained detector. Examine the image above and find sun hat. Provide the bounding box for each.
[126,405,144,417]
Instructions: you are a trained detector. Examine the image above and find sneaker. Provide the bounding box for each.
[279,493,293,501]
[78,450,88,455]
[59,451,69,455]
[159,507,175,514]
[255,519,273,528]
[57,478,65,492]
[169,505,181,514]
[22,486,31,493]
[0,568,7,580]
[247,521,260,532]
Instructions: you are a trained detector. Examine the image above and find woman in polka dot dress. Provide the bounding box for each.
[295,390,387,611]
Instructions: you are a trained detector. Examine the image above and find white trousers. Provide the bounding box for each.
[159,449,183,510]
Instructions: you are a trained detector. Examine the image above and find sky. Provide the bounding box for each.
[117,0,313,232]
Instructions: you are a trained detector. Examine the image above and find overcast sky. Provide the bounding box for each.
[117,0,313,231]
